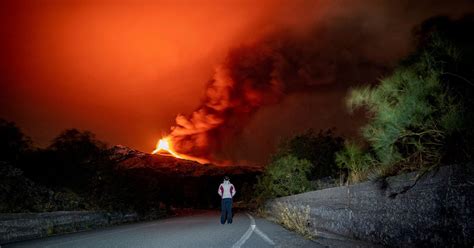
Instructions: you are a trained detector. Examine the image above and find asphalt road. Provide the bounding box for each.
[4,211,320,248]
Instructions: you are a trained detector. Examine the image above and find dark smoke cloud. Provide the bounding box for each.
[167,0,473,164]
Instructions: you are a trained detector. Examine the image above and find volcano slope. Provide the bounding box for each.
[109,145,262,210]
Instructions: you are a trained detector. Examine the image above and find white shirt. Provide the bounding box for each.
[218,180,236,199]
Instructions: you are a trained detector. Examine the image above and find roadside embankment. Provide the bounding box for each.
[265,164,474,247]
[0,211,144,244]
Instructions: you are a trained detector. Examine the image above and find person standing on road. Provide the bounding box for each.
[218,176,236,224]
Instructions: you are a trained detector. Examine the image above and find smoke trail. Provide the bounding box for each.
[168,28,388,161]
[166,0,474,164]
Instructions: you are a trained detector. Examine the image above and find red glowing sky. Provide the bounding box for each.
[0,1,313,150]
[1,1,472,163]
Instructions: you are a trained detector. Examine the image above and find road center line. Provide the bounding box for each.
[232,213,275,248]
[254,227,276,246]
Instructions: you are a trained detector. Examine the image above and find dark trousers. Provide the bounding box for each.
[221,198,233,224]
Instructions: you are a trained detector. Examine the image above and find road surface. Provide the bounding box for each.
[4,211,320,248]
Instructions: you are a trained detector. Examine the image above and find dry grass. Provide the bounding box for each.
[273,202,314,239]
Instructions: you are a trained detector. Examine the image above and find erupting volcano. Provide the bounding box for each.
[2,0,470,167]
[152,137,182,158]
[152,137,209,164]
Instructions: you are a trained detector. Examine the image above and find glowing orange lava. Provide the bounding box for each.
[151,137,183,159]
[151,137,209,164]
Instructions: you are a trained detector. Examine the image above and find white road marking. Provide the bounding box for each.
[232,213,275,248]
[254,227,276,246]
[232,223,255,248]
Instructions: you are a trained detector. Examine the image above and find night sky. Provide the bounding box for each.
[1,0,473,165]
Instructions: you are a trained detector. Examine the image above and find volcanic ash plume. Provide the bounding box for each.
[167,30,389,162]
[165,0,474,164]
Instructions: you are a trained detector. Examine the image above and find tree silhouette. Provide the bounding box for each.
[44,129,107,191]
[0,118,31,164]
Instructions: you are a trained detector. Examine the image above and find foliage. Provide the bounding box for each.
[39,130,165,212]
[274,129,344,180]
[256,155,311,202]
[339,15,474,179]
[254,129,344,204]
[335,142,375,183]
[19,129,108,192]
[0,119,32,164]
[0,162,44,212]
[272,202,313,239]
[310,177,342,191]
[0,162,89,213]
[0,119,261,213]
[49,129,107,160]
[347,66,449,170]
[91,167,163,213]
[0,123,166,213]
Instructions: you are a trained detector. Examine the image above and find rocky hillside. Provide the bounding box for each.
[108,145,262,209]
[110,145,262,177]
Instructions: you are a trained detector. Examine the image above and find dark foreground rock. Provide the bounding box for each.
[266,164,474,247]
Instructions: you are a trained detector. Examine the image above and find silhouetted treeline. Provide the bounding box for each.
[0,119,258,213]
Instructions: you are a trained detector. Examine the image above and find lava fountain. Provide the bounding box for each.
[151,136,209,164]
[152,137,183,158]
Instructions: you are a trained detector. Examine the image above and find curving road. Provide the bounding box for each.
[4,211,320,248]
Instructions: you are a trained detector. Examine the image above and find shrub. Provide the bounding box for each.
[272,202,313,239]
[335,142,375,183]
[274,129,344,180]
[0,162,88,213]
[0,119,32,164]
[256,155,311,201]
[0,120,173,213]
[339,16,474,179]
[22,129,109,192]
[347,63,450,171]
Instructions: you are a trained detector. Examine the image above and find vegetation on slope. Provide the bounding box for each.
[337,15,474,182]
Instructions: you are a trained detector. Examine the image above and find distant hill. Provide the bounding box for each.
[110,145,262,177]
[108,145,262,209]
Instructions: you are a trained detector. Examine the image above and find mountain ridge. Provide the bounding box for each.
[109,145,262,177]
